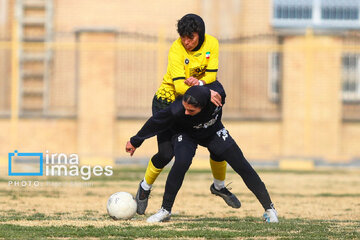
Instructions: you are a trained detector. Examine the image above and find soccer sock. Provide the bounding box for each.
[210,157,227,182]
[141,178,152,191]
[144,158,163,186]
[213,178,225,190]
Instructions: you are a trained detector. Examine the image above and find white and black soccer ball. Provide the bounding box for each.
[107,192,137,220]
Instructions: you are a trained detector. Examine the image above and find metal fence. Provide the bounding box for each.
[46,33,77,117]
[218,35,281,120]
[1,31,360,121]
[115,32,163,118]
[112,33,283,119]
[113,33,282,119]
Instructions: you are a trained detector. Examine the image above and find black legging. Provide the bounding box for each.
[162,140,273,212]
[151,140,174,169]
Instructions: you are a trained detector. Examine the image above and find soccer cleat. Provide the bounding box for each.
[263,208,279,223]
[210,183,241,208]
[146,208,171,223]
[135,181,151,215]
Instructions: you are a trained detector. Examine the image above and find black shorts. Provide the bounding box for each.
[152,96,174,144]
[152,95,171,114]
[172,127,236,162]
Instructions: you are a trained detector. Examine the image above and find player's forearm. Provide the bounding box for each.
[201,72,217,84]
[130,122,166,148]
[174,80,190,95]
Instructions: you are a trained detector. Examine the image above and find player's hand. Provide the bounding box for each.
[210,90,222,107]
[125,141,136,156]
[184,77,199,86]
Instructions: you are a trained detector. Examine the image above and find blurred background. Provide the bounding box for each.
[1,0,360,170]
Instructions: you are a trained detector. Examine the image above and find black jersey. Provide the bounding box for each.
[130,81,226,148]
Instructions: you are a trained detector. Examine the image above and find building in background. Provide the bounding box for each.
[0,0,359,166]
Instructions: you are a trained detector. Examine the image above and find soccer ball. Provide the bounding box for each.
[107,192,137,220]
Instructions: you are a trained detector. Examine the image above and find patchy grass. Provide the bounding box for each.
[0,210,61,221]
[0,168,359,239]
[0,189,61,198]
[0,217,359,239]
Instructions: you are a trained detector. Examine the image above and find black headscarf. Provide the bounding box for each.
[183,86,210,109]
[178,13,205,51]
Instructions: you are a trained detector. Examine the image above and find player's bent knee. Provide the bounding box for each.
[158,151,174,162]
[173,156,193,171]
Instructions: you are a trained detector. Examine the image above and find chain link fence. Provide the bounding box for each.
[1,31,360,121]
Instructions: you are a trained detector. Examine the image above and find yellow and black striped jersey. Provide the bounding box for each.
[155,34,219,102]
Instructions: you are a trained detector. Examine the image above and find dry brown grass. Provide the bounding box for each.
[1,168,359,227]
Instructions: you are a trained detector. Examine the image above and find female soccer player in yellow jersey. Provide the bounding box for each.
[134,14,240,215]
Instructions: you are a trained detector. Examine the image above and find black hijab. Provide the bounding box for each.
[183,86,210,109]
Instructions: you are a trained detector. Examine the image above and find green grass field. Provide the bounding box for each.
[1,168,359,239]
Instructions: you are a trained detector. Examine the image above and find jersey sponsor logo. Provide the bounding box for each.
[216,128,228,141]
[190,65,207,79]
[212,106,221,116]
[193,114,219,129]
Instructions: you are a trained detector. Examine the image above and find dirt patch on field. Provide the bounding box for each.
[1,169,359,226]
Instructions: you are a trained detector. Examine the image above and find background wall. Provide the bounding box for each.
[0,0,360,170]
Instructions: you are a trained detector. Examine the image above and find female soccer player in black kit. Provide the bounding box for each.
[126,81,279,223]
